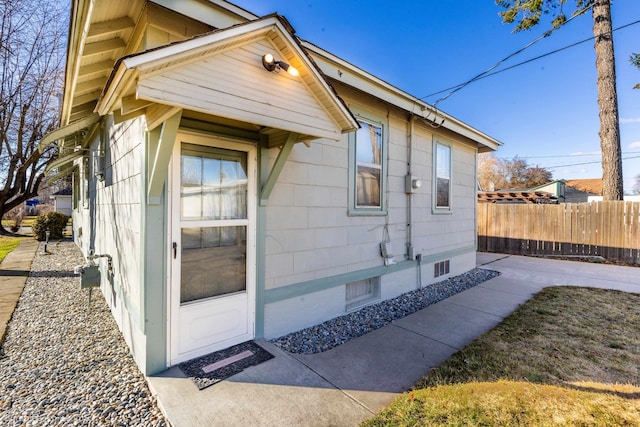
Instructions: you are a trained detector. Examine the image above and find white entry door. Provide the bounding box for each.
[169,133,256,365]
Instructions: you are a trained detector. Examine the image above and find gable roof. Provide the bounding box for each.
[96,14,358,142]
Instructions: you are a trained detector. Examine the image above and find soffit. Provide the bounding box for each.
[63,0,145,126]
[63,0,219,127]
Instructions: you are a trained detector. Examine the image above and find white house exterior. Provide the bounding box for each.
[40,0,500,375]
[51,189,73,216]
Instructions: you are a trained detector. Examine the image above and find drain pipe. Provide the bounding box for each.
[406,115,415,261]
[406,115,424,289]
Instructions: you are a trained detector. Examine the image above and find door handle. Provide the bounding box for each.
[173,242,177,259]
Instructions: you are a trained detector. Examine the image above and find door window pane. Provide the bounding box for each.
[181,226,246,304]
[181,146,247,220]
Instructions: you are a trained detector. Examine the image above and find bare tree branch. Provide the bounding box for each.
[0,0,68,233]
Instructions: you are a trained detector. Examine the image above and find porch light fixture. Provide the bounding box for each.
[262,53,299,77]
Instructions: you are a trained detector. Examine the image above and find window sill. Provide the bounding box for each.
[432,208,453,215]
[348,209,388,217]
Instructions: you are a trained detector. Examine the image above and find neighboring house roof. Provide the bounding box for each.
[52,188,73,196]
[565,179,603,196]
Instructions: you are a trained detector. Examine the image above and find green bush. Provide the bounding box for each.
[32,212,69,241]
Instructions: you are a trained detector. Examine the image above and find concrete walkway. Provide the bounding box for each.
[0,239,39,347]
[147,253,640,427]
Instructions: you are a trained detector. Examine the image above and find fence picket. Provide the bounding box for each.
[477,201,640,264]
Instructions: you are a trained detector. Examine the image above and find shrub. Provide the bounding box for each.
[32,212,69,241]
[4,206,25,232]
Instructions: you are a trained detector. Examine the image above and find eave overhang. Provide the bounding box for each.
[38,113,101,154]
[301,40,502,153]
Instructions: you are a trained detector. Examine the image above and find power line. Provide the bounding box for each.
[545,155,640,169]
[422,17,640,102]
[521,151,640,159]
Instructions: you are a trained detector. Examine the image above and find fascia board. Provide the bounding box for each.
[152,0,257,26]
[95,62,138,115]
[61,0,94,126]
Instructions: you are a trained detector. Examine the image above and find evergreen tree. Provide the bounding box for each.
[497,0,623,200]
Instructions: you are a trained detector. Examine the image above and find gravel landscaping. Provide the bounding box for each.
[0,240,167,426]
[0,239,500,424]
[271,267,500,354]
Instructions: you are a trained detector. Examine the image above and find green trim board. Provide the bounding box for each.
[254,137,270,339]
[147,109,182,203]
[264,245,476,304]
[260,132,297,205]
[142,122,169,374]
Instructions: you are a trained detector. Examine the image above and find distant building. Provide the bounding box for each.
[530,180,565,203]
[51,188,72,216]
[564,179,602,203]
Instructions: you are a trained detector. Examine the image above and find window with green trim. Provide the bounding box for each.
[349,117,386,215]
[72,169,79,210]
[434,141,451,211]
[82,156,89,209]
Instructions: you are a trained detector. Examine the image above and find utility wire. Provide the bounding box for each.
[425,18,640,99]
[423,11,639,104]
[543,155,640,169]
[520,151,640,159]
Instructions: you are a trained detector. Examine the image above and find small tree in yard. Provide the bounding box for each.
[497,0,624,200]
[32,211,68,241]
[479,153,553,190]
[0,0,67,234]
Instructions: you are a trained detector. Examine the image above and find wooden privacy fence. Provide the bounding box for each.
[477,201,640,264]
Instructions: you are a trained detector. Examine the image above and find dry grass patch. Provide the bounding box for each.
[364,286,640,426]
[364,381,640,426]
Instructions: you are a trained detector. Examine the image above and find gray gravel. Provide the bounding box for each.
[271,267,500,354]
[0,240,167,426]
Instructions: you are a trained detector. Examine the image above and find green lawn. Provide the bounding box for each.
[363,286,640,426]
[0,236,23,263]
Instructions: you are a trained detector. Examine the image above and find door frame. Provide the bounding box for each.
[167,130,257,366]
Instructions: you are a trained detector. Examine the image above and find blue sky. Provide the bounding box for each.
[232,0,640,192]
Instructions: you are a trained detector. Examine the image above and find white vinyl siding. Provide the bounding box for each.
[137,39,342,141]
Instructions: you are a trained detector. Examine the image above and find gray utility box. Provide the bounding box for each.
[79,264,101,289]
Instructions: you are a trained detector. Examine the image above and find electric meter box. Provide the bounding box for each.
[80,264,101,289]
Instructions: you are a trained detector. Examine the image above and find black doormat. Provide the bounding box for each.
[179,341,274,390]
